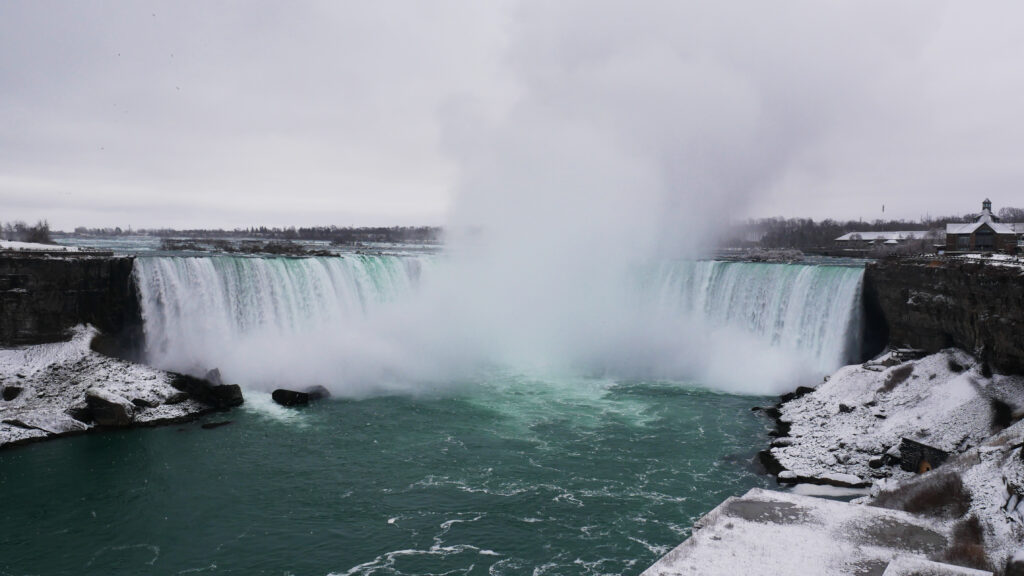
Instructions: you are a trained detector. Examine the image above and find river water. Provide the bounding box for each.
[0,250,865,575]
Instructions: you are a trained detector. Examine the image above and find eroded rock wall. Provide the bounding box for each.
[0,254,142,351]
[864,258,1024,374]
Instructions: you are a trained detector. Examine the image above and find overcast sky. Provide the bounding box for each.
[2,1,1024,230]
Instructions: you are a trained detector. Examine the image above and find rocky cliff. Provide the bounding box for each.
[864,257,1024,374]
[0,253,142,354]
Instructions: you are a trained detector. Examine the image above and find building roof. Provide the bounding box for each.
[834,231,929,242]
[945,216,1022,235]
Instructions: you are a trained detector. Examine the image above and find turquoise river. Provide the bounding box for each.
[0,253,867,575]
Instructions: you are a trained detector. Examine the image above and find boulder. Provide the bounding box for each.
[86,388,135,427]
[272,385,332,407]
[170,373,243,408]
[272,389,309,406]
[2,386,22,401]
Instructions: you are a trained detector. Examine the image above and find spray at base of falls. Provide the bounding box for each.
[133,255,864,396]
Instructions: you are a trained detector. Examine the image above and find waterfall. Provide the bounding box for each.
[646,261,864,376]
[133,255,864,394]
[134,255,427,377]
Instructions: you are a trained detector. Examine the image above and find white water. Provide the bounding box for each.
[134,255,864,396]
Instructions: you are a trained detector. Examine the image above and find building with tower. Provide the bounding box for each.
[945,199,1023,253]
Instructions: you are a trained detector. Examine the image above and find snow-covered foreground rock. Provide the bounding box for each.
[642,488,992,576]
[768,350,1024,488]
[644,420,1024,574]
[0,325,242,448]
[644,350,1024,575]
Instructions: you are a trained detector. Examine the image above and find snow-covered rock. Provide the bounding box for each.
[642,488,970,576]
[0,325,234,448]
[769,350,1024,487]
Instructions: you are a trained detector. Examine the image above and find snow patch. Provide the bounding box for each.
[0,240,78,252]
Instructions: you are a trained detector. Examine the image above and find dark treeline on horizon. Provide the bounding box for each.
[68,225,443,245]
[1,220,54,244]
[727,205,1024,249]
[51,205,1024,251]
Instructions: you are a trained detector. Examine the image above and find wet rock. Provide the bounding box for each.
[200,421,232,430]
[2,386,22,401]
[838,403,855,413]
[272,386,331,407]
[170,373,243,409]
[272,389,310,407]
[86,388,134,427]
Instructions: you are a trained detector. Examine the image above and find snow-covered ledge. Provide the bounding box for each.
[0,325,239,449]
[766,350,1024,489]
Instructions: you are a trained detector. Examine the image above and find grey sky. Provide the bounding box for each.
[2,1,1023,230]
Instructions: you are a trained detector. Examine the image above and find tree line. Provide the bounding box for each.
[726,206,1024,250]
[1,220,53,244]
[70,225,443,245]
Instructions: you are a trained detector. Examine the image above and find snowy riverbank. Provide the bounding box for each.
[0,325,242,449]
[766,349,1024,489]
[646,350,1024,574]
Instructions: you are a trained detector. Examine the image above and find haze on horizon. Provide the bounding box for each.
[3,1,1024,232]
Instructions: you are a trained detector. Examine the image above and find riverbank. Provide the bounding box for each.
[0,325,243,449]
[646,349,1024,574]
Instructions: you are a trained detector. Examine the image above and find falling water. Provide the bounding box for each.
[647,260,864,375]
[133,255,863,392]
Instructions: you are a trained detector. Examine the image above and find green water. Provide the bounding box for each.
[0,376,772,576]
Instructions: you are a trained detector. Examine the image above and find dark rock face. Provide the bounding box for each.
[864,258,1024,374]
[0,254,143,355]
[2,386,22,401]
[272,389,310,406]
[170,374,243,409]
[271,386,332,407]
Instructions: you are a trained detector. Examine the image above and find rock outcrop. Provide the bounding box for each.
[271,385,332,407]
[0,326,244,449]
[0,253,142,354]
[864,258,1024,375]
